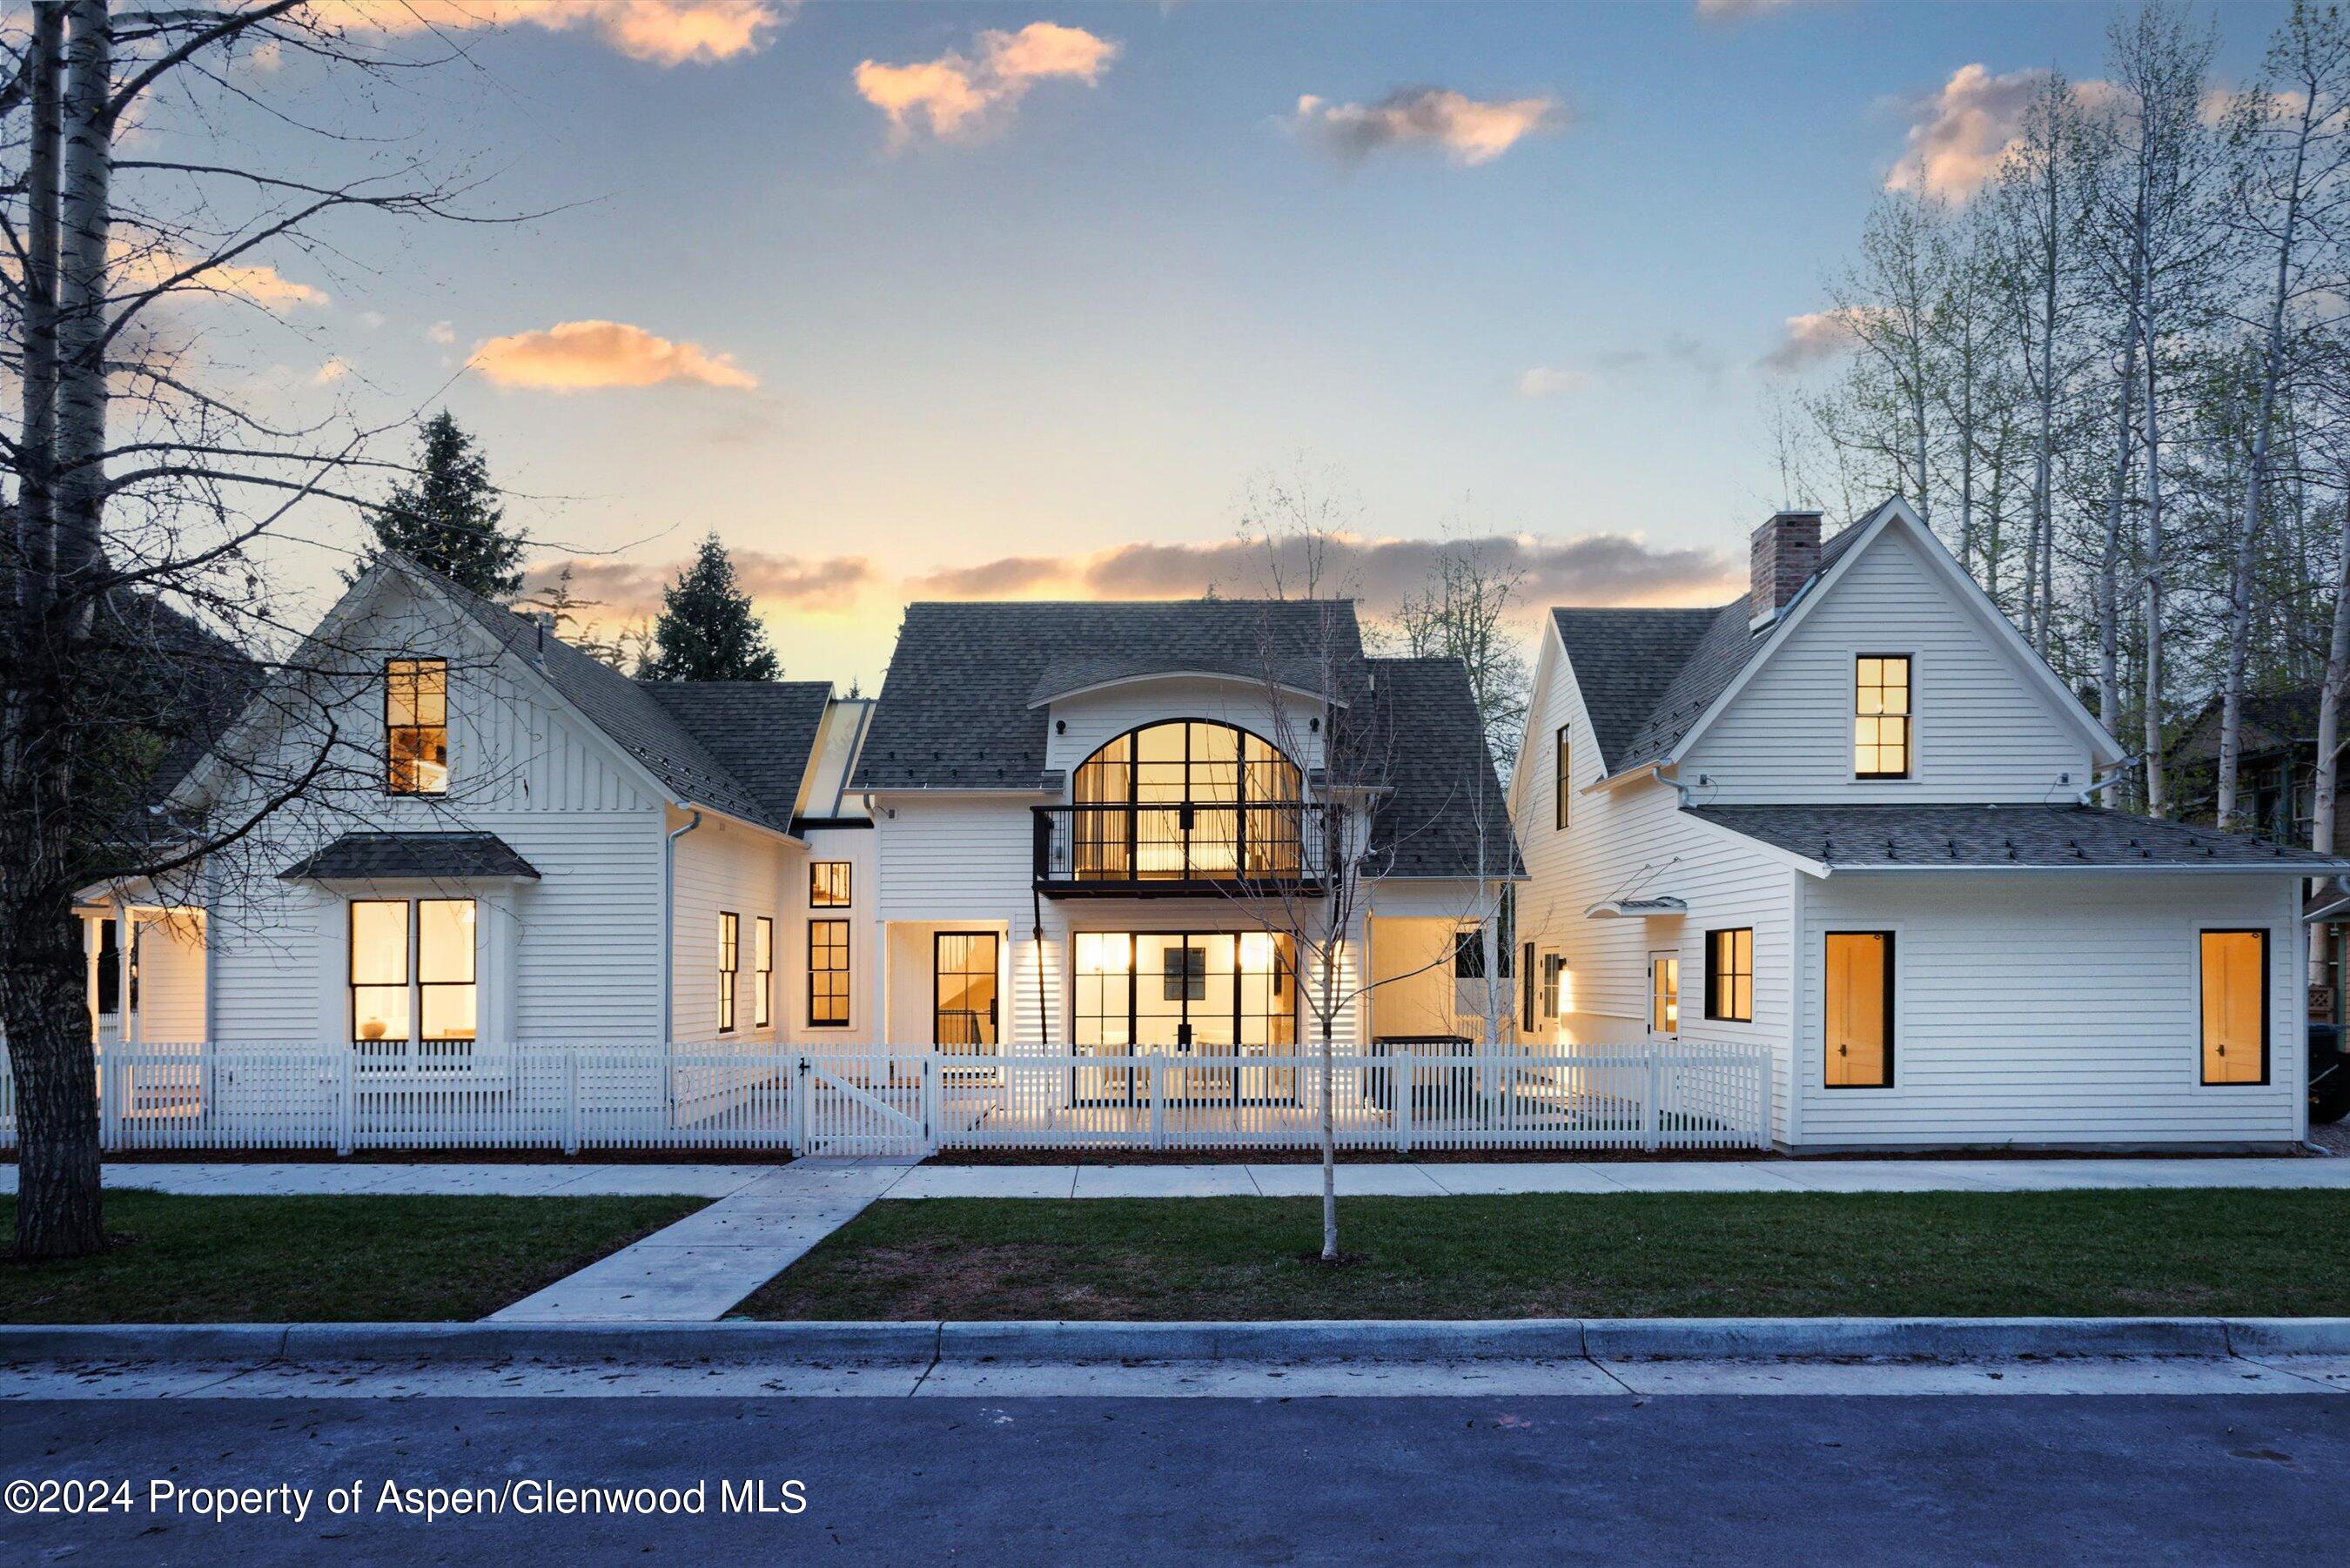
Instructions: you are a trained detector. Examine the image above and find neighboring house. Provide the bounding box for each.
[849,600,1521,1069]
[1510,499,2347,1151]
[2174,687,2337,854]
[77,569,1518,1084]
[77,554,872,1059]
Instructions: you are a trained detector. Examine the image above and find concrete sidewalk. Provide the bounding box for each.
[890,1156,2350,1199]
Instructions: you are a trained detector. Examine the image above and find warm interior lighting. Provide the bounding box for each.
[1078,932,1131,975]
[1825,931,1892,1087]
[2201,930,2266,1085]
[1239,931,1275,974]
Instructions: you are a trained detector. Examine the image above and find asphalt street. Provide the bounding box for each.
[0,1393,2345,1565]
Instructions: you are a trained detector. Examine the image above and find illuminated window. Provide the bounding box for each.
[1071,721,1302,881]
[1554,727,1571,829]
[2201,929,2268,1086]
[1854,656,1911,779]
[754,916,774,1029]
[1705,928,1754,1022]
[350,898,475,1062]
[1649,953,1679,1037]
[386,658,449,794]
[810,861,852,908]
[809,918,850,1027]
[1825,931,1893,1087]
[1540,953,1566,1021]
[718,912,739,1034]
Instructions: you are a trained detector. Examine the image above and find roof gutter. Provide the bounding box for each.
[659,807,702,1045]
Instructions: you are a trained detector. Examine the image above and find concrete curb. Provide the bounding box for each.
[3,1317,2348,1366]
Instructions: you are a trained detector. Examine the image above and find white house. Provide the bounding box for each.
[77,554,873,1062]
[1509,498,2348,1152]
[79,568,1522,1096]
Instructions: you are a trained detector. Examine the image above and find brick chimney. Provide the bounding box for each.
[1749,509,1823,627]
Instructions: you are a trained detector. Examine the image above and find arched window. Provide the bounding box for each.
[1071,720,1302,880]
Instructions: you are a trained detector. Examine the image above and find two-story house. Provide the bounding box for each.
[1510,498,2347,1152]
[845,600,1521,1088]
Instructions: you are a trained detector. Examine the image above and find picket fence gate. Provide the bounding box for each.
[0,1041,1773,1157]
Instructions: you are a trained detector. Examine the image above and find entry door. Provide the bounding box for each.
[1648,951,1680,1040]
[934,933,999,1052]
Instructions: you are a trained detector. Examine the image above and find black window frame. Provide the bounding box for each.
[717,911,740,1034]
[1823,929,1896,1089]
[2199,927,2271,1088]
[1554,726,1571,830]
[1853,653,1913,781]
[384,656,450,797]
[347,896,477,1052]
[753,915,774,1029]
[810,861,852,908]
[1704,927,1755,1023]
[808,917,851,1029]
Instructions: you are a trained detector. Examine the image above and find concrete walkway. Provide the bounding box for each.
[488,1159,912,1323]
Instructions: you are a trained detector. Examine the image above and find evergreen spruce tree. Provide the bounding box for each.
[367,411,526,598]
[638,533,782,681]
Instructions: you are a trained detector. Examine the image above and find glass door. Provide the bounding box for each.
[1648,951,1680,1040]
[1071,931,1299,1104]
[934,932,999,1054]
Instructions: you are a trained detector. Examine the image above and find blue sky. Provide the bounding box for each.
[202,1,2288,684]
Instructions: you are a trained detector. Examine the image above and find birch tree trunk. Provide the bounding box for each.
[2140,282,2168,817]
[2099,337,2138,807]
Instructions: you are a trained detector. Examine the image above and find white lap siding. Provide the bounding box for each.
[1682,526,2097,803]
[1792,871,2304,1149]
[668,811,790,1045]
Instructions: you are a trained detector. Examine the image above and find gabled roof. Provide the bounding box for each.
[2177,686,2323,761]
[386,557,820,836]
[1552,518,1874,777]
[853,600,1367,791]
[640,680,832,828]
[1366,657,1523,880]
[1689,802,2349,874]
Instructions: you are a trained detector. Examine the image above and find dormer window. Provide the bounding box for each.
[1854,655,1910,780]
[386,657,448,795]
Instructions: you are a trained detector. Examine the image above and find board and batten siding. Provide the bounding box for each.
[1509,627,1801,1136]
[1682,525,2098,804]
[1793,871,2304,1148]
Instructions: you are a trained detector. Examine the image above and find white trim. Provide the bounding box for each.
[1663,499,2122,775]
[1027,670,1344,710]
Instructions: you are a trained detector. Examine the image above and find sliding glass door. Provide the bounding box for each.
[1071,930,1296,1102]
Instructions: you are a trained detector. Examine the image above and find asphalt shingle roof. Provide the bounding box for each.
[639,680,831,827]
[398,557,813,835]
[853,600,1368,791]
[1688,802,2349,871]
[279,831,540,881]
[1554,512,1876,776]
[1365,657,1523,880]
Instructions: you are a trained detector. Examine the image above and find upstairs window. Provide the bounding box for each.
[1705,928,1754,1023]
[1854,655,1911,779]
[1554,727,1571,829]
[810,861,852,908]
[386,658,448,795]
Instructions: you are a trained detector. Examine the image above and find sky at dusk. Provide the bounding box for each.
[186,0,2292,687]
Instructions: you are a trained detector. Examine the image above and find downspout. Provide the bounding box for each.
[660,807,702,1044]
[1032,887,1050,1048]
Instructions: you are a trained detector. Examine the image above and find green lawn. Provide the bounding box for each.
[0,1192,707,1322]
[744,1189,2350,1321]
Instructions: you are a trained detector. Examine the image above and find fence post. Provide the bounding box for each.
[790,1055,809,1156]
[1394,1044,1413,1156]
[922,1051,939,1154]
[563,1048,581,1156]
[335,1048,354,1157]
[1149,1054,1165,1151]
[1642,1047,1661,1152]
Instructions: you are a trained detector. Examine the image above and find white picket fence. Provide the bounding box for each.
[0,1041,1773,1156]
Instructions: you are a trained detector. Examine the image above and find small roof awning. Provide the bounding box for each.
[1687,803,2350,874]
[1586,896,1687,920]
[280,832,540,882]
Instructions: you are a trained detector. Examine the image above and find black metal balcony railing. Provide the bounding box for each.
[1034,802,1329,894]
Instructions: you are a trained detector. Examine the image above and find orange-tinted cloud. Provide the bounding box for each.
[855,21,1119,142]
[1757,308,1870,374]
[1291,87,1564,167]
[1885,64,2051,198]
[523,553,877,620]
[311,0,789,66]
[469,320,758,392]
[111,240,328,311]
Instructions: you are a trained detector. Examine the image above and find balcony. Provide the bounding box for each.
[1033,802,1329,896]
